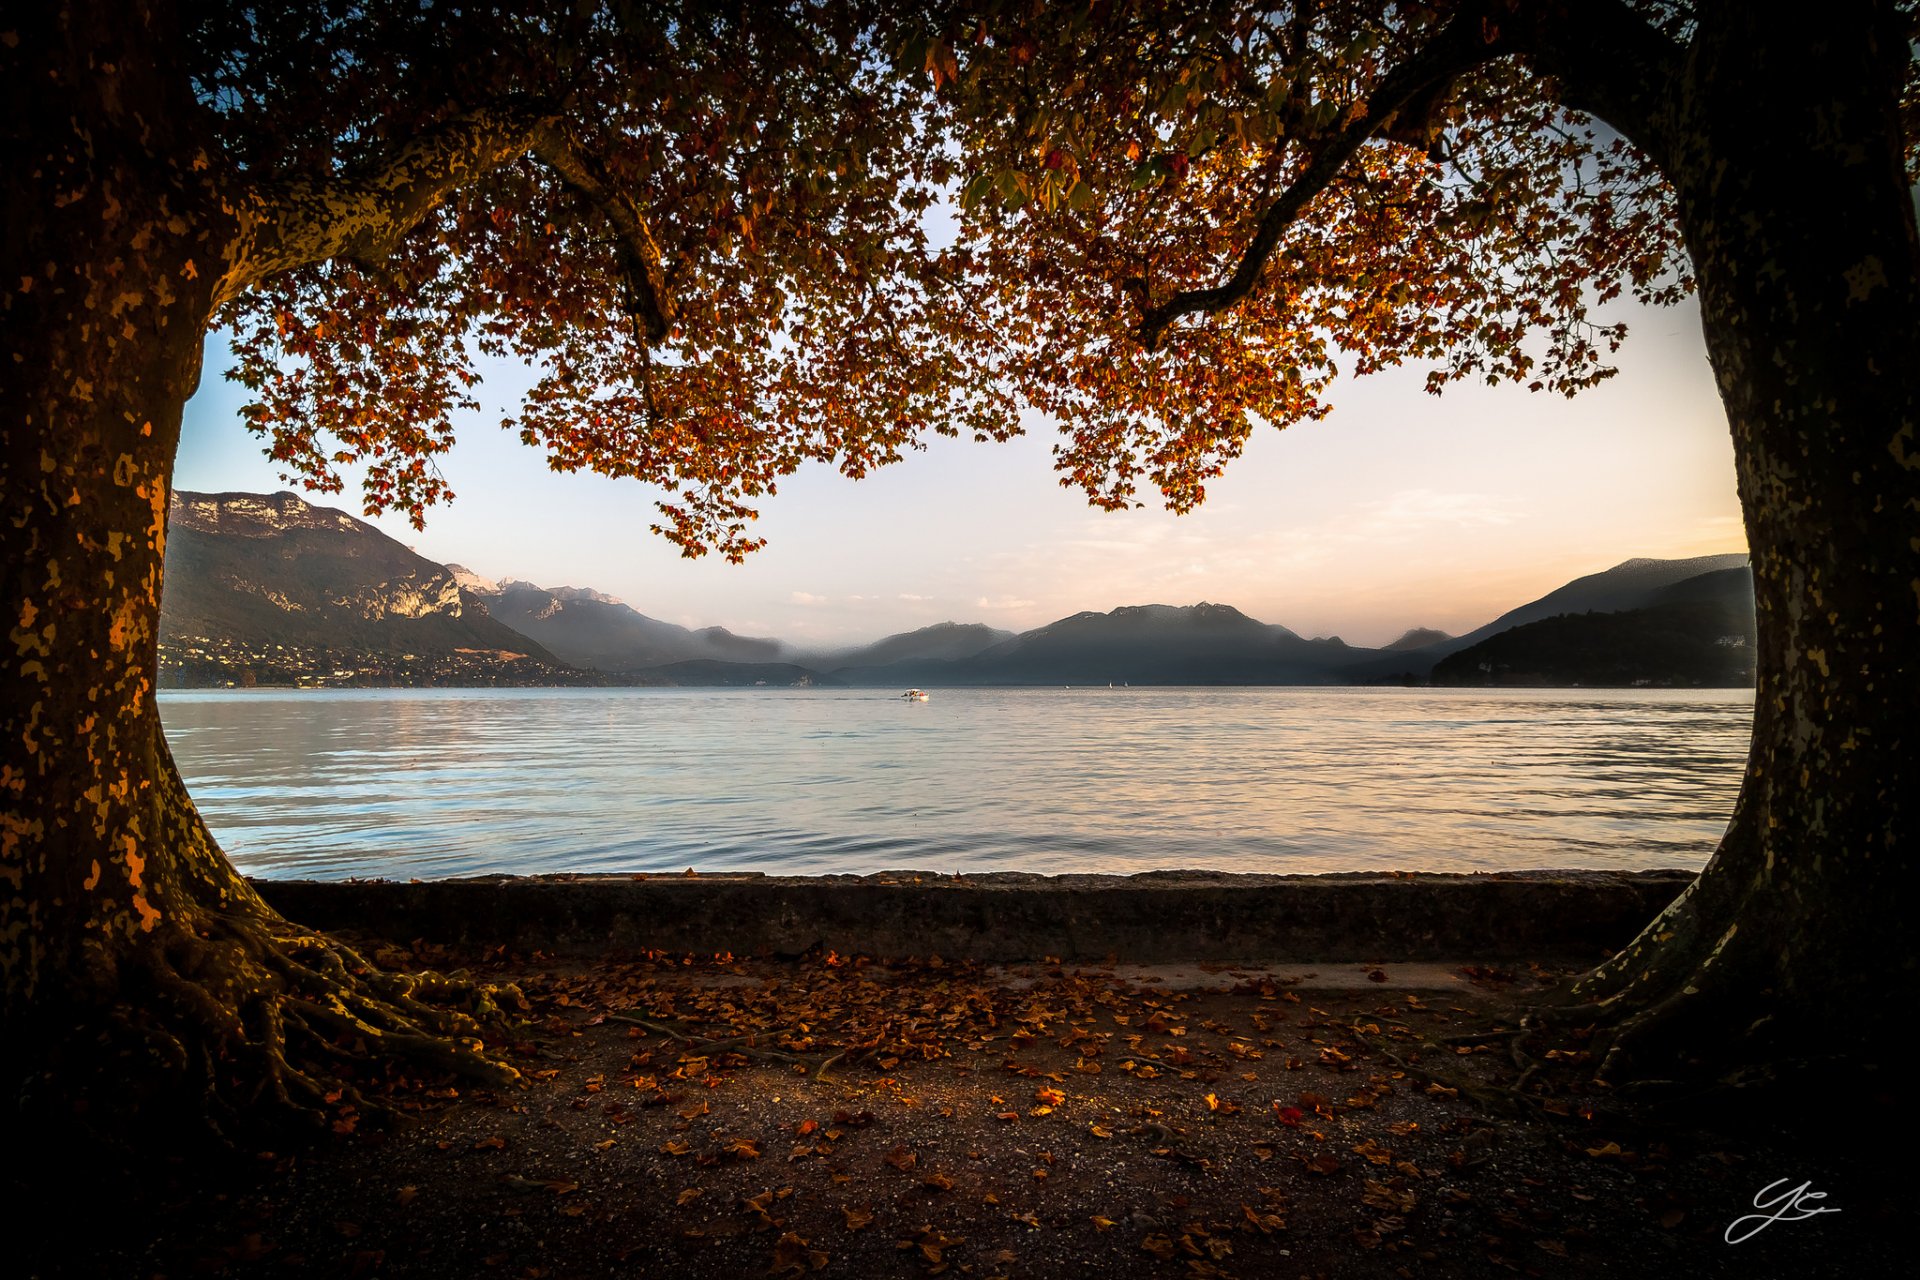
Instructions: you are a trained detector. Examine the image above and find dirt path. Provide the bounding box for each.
[25,947,1895,1278]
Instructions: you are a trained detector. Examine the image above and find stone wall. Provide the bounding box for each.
[256,868,1694,964]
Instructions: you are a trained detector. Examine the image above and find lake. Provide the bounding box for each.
[157,686,1753,880]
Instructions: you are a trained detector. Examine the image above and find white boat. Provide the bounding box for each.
[901,688,930,701]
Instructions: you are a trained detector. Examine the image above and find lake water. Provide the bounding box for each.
[157,686,1753,880]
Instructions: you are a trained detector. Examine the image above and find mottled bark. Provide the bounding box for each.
[1,0,252,1013]
[1566,4,1920,1080]
[1,4,514,1142]
[220,99,561,305]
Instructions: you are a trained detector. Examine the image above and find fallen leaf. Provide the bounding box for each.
[769,1230,828,1275]
[1242,1204,1286,1234]
[498,1174,579,1195]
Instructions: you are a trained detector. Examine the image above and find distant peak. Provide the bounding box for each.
[549,585,625,607]
[1605,552,1749,574]
[170,489,365,537]
[1384,626,1453,651]
[446,564,500,595]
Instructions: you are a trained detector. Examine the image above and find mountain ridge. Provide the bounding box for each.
[160,491,579,687]
[158,490,1754,689]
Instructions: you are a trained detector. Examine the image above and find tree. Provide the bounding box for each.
[1,0,1006,1142]
[925,0,1918,1086]
[1,0,1913,1143]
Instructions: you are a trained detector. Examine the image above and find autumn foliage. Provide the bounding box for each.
[218,3,1710,552]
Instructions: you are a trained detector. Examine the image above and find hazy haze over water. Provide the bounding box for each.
[160,687,1752,880]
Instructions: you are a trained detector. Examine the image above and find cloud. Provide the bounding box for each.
[789,591,828,606]
[1349,488,1524,540]
[897,593,931,602]
[974,595,1037,612]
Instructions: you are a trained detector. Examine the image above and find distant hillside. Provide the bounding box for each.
[1431,568,1757,687]
[802,622,1014,671]
[472,581,782,672]
[1341,554,1753,682]
[1449,554,1751,649]
[160,492,579,687]
[158,491,1756,690]
[838,603,1382,686]
[1383,627,1452,652]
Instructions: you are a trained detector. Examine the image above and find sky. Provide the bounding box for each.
[175,293,1745,650]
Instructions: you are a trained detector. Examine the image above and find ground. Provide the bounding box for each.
[20,944,1897,1279]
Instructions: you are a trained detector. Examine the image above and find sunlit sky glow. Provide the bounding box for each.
[176,292,1745,649]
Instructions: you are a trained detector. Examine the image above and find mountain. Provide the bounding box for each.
[446,563,499,594]
[158,490,1755,689]
[836,603,1383,686]
[1339,554,1754,682]
[1429,598,1755,688]
[1383,627,1452,651]
[159,492,578,687]
[1430,565,1757,687]
[469,581,782,673]
[1448,554,1751,650]
[797,622,1014,671]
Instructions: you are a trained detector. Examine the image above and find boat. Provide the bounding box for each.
[901,688,929,701]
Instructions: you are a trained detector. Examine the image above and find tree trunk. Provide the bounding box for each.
[1569,6,1920,1084]
[1,5,512,1147]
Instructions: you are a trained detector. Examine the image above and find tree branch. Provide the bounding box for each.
[528,123,675,340]
[1508,0,1687,168]
[1133,0,1686,349]
[218,100,676,342]
[219,97,563,306]
[1135,11,1505,348]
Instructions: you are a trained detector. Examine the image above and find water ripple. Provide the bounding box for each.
[157,686,1754,881]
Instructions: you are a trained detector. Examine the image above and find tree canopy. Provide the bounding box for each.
[198,2,1746,552]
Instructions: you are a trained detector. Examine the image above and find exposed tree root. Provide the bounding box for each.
[15,902,528,1159]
